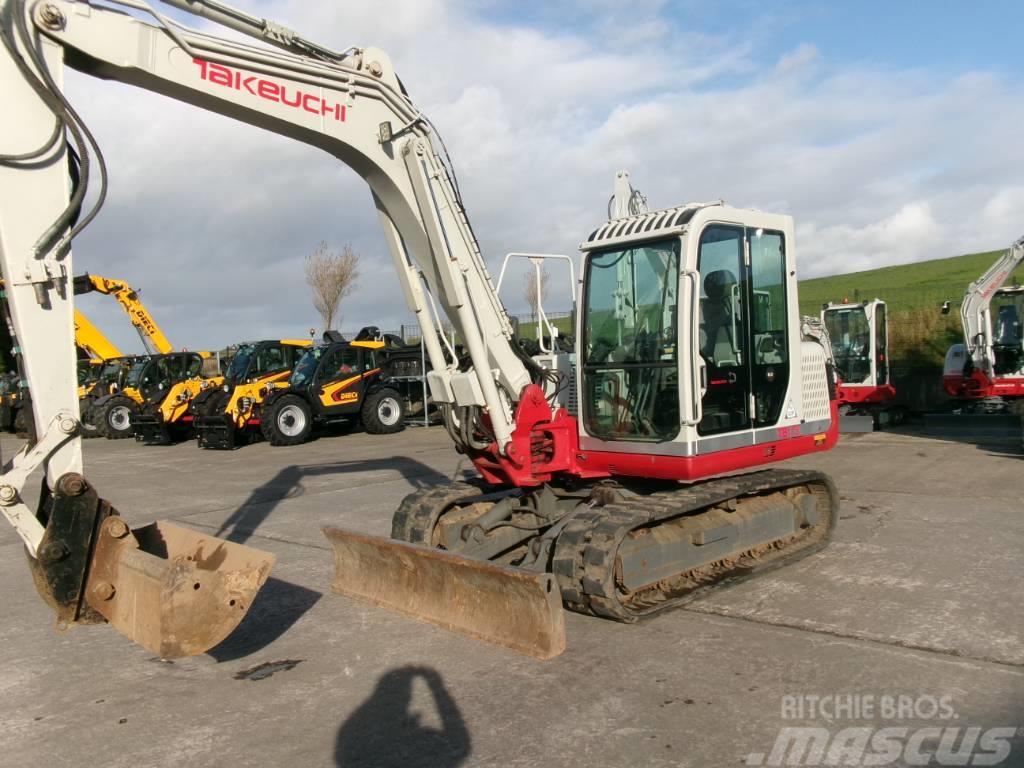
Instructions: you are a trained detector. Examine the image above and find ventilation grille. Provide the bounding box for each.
[566,363,578,416]
[801,342,831,421]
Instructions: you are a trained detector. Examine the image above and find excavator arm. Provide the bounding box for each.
[0,0,557,656]
[73,273,173,354]
[959,236,1024,378]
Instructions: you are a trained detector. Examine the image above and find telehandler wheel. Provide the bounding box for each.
[98,395,136,440]
[13,406,33,439]
[80,400,102,438]
[262,394,313,446]
[362,388,406,434]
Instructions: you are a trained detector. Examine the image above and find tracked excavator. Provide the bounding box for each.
[0,0,839,660]
[943,237,1024,410]
[821,299,901,430]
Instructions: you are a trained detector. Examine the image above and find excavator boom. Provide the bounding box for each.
[0,0,839,660]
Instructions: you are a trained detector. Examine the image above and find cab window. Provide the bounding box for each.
[318,347,360,382]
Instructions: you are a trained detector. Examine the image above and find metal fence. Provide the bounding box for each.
[380,309,574,345]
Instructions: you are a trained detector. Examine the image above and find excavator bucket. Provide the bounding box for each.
[323,527,566,660]
[27,476,275,659]
[83,517,275,658]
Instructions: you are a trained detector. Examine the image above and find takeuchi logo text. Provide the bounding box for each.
[193,59,348,122]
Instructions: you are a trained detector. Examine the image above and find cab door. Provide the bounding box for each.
[315,346,363,414]
[696,225,751,440]
[696,224,790,450]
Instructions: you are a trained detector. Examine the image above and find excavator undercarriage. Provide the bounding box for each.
[325,468,838,657]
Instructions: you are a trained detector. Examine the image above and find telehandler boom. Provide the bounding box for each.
[72,307,121,360]
[73,273,173,355]
[0,0,839,659]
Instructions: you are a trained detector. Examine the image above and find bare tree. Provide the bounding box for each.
[522,267,550,317]
[305,242,360,331]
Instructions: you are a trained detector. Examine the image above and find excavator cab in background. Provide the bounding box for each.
[191,339,311,448]
[991,288,1024,376]
[943,237,1024,410]
[260,328,409,446]
[821,299,900,430]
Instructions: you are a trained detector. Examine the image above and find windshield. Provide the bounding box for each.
[98,358,129,384]
[582,238,680,442]
[290,346,324,387]
[823,307,871,384]
[124,357,152,388]
[78,361,101,386]
[226,344,255,383]
[992,291,1024,375]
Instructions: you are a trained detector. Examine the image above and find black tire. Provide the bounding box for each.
[0,405,12,432]
[97,395,137,439]
[361,388,406,435]
[80,399,102,438]
[261,394,313,446]
[13,406,34,439]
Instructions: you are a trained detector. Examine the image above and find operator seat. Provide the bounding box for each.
[701,269,739,365]
[699,269,741,433]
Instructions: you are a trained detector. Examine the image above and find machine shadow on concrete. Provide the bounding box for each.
[214,456,460,545]
[207,576,322,662]
[335,666,471,768]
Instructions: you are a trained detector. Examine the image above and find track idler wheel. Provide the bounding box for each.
[27,473,275,658]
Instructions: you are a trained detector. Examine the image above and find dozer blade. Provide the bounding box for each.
[323,527,566,660]
[84,517,275,658]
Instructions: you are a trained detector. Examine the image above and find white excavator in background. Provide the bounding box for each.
[821,298,901,430]
[943,236,1024,411]
[0,0,840,660]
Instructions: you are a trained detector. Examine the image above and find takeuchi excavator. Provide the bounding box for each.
[821,299,901,429]
[0,0,840,660]
[943,237,1024,410]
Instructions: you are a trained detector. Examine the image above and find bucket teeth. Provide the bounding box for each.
[323,526,566,660]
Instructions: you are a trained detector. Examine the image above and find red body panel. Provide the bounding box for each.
[836,382,896,405]
[470,385,840,487]
[943,370,1024,400]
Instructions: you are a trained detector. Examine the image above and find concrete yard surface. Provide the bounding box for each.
[0,425,1022,767]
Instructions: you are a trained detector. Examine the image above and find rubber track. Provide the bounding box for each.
[390,482,486,544]
[390,469,838,624]
[551,468,838,622]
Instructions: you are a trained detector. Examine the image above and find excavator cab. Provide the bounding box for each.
[821,299,895,406]
[991,287,1024,376]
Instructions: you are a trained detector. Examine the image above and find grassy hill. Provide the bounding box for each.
[798,248,1022,370]
[798,249,1020,316]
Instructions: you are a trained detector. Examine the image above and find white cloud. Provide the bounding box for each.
[49,2,1024,353]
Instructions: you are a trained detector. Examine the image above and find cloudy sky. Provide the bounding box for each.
[64,0,1024,353]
